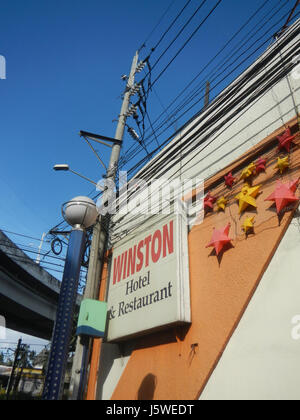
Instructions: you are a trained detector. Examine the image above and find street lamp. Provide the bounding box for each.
[42,196,98,400]
[53,164,98,186]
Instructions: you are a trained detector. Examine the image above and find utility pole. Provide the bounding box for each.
[69,51,139,400]
[36,232,46,264]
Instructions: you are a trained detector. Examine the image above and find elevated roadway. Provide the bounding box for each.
[0,230,81,340]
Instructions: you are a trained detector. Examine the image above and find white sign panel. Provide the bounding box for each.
[106,213,191,342]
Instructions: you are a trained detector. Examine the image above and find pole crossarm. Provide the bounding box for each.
[79,131,123,148]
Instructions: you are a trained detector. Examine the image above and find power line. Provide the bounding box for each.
[145,110,160,149]
[122,0,283,167]
[47,2,274,234]
[3,251,66,270]
[0,241,65,261]
[46,2,298,236]
[149,0,223,90]
[138,31,300,183]
[124,3,297,172]
[158,0,293,123]
[0,229,46,243]
[153,0,286,127]
[150,0,193,55]
[143,0,281,140]
[277,0,300,35]
[145,0,208,76]
[109,23,300,233]
[138,0,176,52]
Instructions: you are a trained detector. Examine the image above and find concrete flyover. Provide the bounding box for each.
[0,230,81,340]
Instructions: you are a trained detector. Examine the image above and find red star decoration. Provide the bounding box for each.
[264,179,299,214]
[289,178,300,193]
[206,223,233,256]
[255,157,267,174]
[224,171,236,188]
[277,127,295,153]
[204,191,217,211]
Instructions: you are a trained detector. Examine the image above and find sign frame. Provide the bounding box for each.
[105,211,191,342]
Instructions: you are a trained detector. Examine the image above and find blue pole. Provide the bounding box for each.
[43,228,86,400]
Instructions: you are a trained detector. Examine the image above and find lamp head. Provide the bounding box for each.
[53,164,70,171]
[62,196,98,229]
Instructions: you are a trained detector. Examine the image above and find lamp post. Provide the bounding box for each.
[42,196,98,400]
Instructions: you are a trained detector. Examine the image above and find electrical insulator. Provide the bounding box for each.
[127,127,139,141]
[125,104,138,117]
[127,82,141,96]
[136,61,146,73]
[132,83,141,95]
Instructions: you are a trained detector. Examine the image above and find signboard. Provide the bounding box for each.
[106,213,191,342]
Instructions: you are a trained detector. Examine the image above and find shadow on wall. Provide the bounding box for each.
[137,374,157,400]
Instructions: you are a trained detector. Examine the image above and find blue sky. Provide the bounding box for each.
[0,0,298,344]
[1,0,297,245]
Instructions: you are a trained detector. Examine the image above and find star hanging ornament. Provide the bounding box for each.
[240,162,256,181]
[277,127,295,153]
[235,183,262,214]
[216,196,227,211]
[242,216,255,234]
[264,179,299,214]
[206,223,233,256]
[204,191,217,211]
[274,156,289,174]
[224,171,236,188]
[255,157,267,175]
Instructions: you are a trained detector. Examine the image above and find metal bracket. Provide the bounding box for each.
[79,130,122,148]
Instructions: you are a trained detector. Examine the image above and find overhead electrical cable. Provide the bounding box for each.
[150,0,193,54]
[138,0,176,52]
[151,0,273,117]
[112,43,299,237]
[0,241,65,261]
[123,0,289,167]
[135,30,300,184]
[134,0,292,156]
[47,2,299,236]
[145,0,208,76]
[151,0,293,128]
[49,1,279,230]
[124,6,299,173]
[0,229,46,243]
[148,0,223,90]
[111,23,300,230]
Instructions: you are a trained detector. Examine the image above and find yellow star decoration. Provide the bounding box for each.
[216,196,227,211]
[235,183,262,214]
[242,216,255,234]
[274,156,289,174]
[240,162,256,180]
